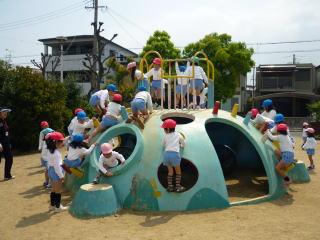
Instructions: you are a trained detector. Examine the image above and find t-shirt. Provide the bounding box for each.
[105,102,121,120]
[72,120,94,135]
[67,144,95,161]
[97,151,125,174]
[187,65,208,84]
[266,130,294,152]
[302,137,317,149]
[175,62,190,85]
[134,91,153,111]
[261,110,276,120]
[92,89,110,109]
[163,132,185,152]
[145,68,162,80]
[47,150,64,178]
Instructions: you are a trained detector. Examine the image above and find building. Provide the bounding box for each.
[38,35,138,94]
[254,63,320,117]
[221,74,249,113]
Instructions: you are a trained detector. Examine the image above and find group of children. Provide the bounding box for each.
[250,98,317,187]
[127,57,209,109]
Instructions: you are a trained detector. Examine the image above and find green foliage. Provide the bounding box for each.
[140,30,181,63]
[307,101,320,121]
[0,64,70,151]
[183,33,254,101]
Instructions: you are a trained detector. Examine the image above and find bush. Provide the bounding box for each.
[0,64,70,151]
[307,101,320,121]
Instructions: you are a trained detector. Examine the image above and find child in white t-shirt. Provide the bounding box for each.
[301,122,309,147]
[266,123,295,186]
[161,119,185,192]
[93,143,125,184]
[127,61,149,90]
[302,128,317,170]
[88,94,123,142]
[145,58,163,107]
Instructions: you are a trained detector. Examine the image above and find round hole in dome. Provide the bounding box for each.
[157,159,199,193]
[161,112,195,124]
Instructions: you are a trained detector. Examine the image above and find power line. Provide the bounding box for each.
[247,39,320,45]
[254,49,320,54]
[0,0,90,31]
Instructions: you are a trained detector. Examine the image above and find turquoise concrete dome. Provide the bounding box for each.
[66,109,310,218]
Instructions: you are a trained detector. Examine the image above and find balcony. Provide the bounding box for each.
[259,76,294,92]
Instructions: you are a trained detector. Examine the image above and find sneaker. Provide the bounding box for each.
[92,178,99,184]
[175,186,185,193]
[54,205,68,213]
[43,181,48,187]
[283,178,292,186]
[45,183,52,189]
[49,205,55,212]
[4,176,15,181]
[166,186,175,192]
[307,165,315,170]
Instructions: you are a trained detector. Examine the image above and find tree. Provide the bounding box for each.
[308,101,320,121]
[183,33,254,101]
[31,53,60,78]
[0,63,70,151]
[140,30,181,64]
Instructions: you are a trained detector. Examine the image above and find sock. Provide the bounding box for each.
[189,94,193,103]
[175,174,182,187]
[167,175,173,189]
[50,192,55,206]
[283,176,290,181]
[55,193,61,208]
[196,96,200,106]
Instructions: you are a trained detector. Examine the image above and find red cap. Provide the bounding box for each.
[113,94,122,102]
[251,108,259,118]
[46,132,65,141]
[153,58,161,65]
[74,108,84,115]
[40,121,49,128]
[161,119,177,129]
[277,123,288,132]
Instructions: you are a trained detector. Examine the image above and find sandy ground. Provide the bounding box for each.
[0,134,320,240]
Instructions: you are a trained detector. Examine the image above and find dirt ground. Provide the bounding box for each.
[0,134,320,240]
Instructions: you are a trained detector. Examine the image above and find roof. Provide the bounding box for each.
[253,91,320,101]
[257,63,314,71]
[38,35,138,56]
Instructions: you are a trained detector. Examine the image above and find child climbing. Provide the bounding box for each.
[252,99,276,133]
[72,111,95,138]
[93,143,125,184]
[46,131,68,213]
[63,134,97,171]
[88,94,123,142]
[127,86,153,129]
[266,123,295,187]
[161,119,186,192]
[127,61,149,90]
[89,84,117,116]
[145,58,163,108]
[175,61,190,108]
[38,121,54,188]
[187,56,208,108]
[67,108,83,135]
[199,85,208,109]
[301,122,309,148]
[302,127,317,170]
[250,108,259,120]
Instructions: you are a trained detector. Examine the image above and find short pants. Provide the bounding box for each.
[176,84,188,95]
[64,158,82,168]
[131,98,146,113]
[101,115,119,128]
[41,158,48,168]
[151,80,162,90]
[306,149,315,156]
[89,95,99,107]
[48,166,64,182]
[190,79,204,90]
[163,151,181,167]
[281,151,295,164]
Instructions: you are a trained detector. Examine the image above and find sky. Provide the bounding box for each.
[1,0,320,82]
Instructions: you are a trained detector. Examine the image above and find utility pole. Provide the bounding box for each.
[293,54,296,64]
[85,0,106,91]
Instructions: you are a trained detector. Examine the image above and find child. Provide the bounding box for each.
[88,94,123,142]
[46,131,68,213]
[127,86,153,129]
[266,123,295,186]
[145,58,163,108]
[187,56,208,108]
[72,111,94,138]
[250,108,259,120]
[301,122,309,147]
[175,61,190,108]
[67,108,83,135]
[89,84,117,116]
[93,143,125,184]
[63,134,97,169]
[127,61,149,90]
[161,119,186,192]
[302,128,317,170]
[38,121,54,188]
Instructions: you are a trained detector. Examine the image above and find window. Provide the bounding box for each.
[295,69,310,82]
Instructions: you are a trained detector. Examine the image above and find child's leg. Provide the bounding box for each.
[166,166,174,192]
[174,165,184,192]
[308,154,314,167]
[274,149,281,160]
[88,125,105,143]
[45,169,49,185]
[275,160,287,177]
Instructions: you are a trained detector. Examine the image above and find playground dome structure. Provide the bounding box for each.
[66,51,310,218]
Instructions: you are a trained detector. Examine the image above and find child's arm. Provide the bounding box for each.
[175,62,180,75]
[98,155,108,174]
[53,153,64,179]
[100,91,109,110]
[145,68,153,78]
[266,129,279,141]
[146,93,153,112]
[179,134,185,148]
[114,151,126,164]
[38,132,44,151]
[80,144,96,157]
